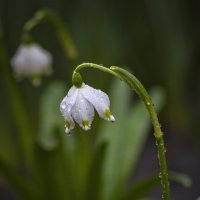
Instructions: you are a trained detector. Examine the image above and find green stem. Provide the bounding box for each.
[157,137,170,199]
[23,9,77,59]
[0,29,34,168]
[0,26,41,189]
[75,63,122,79]
[74,63,170,200]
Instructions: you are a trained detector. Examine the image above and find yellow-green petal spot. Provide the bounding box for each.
[64,121,71,134]
[104,109,115,122]
[82,120,89,127]
[82,120,90,131]
[65,120,71,129]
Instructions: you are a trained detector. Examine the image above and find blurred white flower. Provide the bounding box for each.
[11,43,52,86]
[60,83,115,134]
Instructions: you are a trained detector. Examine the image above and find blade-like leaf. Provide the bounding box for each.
[169,171,192,188]
[0,157,40,200]
[36,81,78,199]
[97,79,131,200]
[123,86,165,175]
[123,175,159,200]
[98,79,165,200]
[85,142,107,200]
[122,172,192,200]
[38,81,71,151]
[34,128,76,200]
[0,116,19,164]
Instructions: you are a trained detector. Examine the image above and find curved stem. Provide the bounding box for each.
[75,62,122,79]
[22,9,77,60]
[74,62,170,200]
[0,27,35,168]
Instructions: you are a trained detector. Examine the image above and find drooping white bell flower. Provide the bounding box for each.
[11,43,52,86]
[60,83,115,134]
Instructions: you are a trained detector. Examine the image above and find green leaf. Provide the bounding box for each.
[123,175,160,200]
[38,81,67,150]
[97,79,131,200]
[124,86,165,174]
[169,171,192,188]
[97,79,165,200]
[36,81,78,199]
[85,142,107,200]
[0,116,19,164]
[0,157,40,200]
[122,172,192,200]
[34,128,76,200]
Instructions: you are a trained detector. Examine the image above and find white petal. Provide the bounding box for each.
[71,92,94,131]
[60,86,78,133]
[11,44,52,76]
[64,118,75,135]
[81,84,115,122]
[67,85,79,97]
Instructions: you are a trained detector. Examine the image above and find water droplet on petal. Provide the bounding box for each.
[61,103,66,109]
[110,115,115,122]
[66,132,72,136]
[83,125,90,131]
[65,127,72,136]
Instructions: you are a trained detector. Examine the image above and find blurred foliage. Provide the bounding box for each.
[0,0,199,199]
[1,0,200,139]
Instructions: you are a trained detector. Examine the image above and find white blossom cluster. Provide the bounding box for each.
[60,83,115,134]
[11,43,52,85]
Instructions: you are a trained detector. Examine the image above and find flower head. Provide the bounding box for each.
[11,43,52,86]
[60,83,115,134]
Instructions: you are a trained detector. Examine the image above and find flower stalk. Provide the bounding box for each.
[22,9,77,60]
[74,62,170,200]
[0,26,34,167]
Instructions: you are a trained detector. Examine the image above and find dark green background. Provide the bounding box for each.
[1,0,200,199]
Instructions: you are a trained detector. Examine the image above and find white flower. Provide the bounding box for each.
[60,83,115,134]
[11,43,52,85]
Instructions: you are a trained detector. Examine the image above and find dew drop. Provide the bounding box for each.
[65,131,72,136]
[65,128,72,136]
[61,103,66,109]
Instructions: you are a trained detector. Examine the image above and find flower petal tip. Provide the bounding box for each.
[104,109,115,122]
[65,128,74,136]
[65,127,71,135]
[81,120,91,131]
[64,121,73,135]
[109,115,115,123]
[82,125,91,131]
